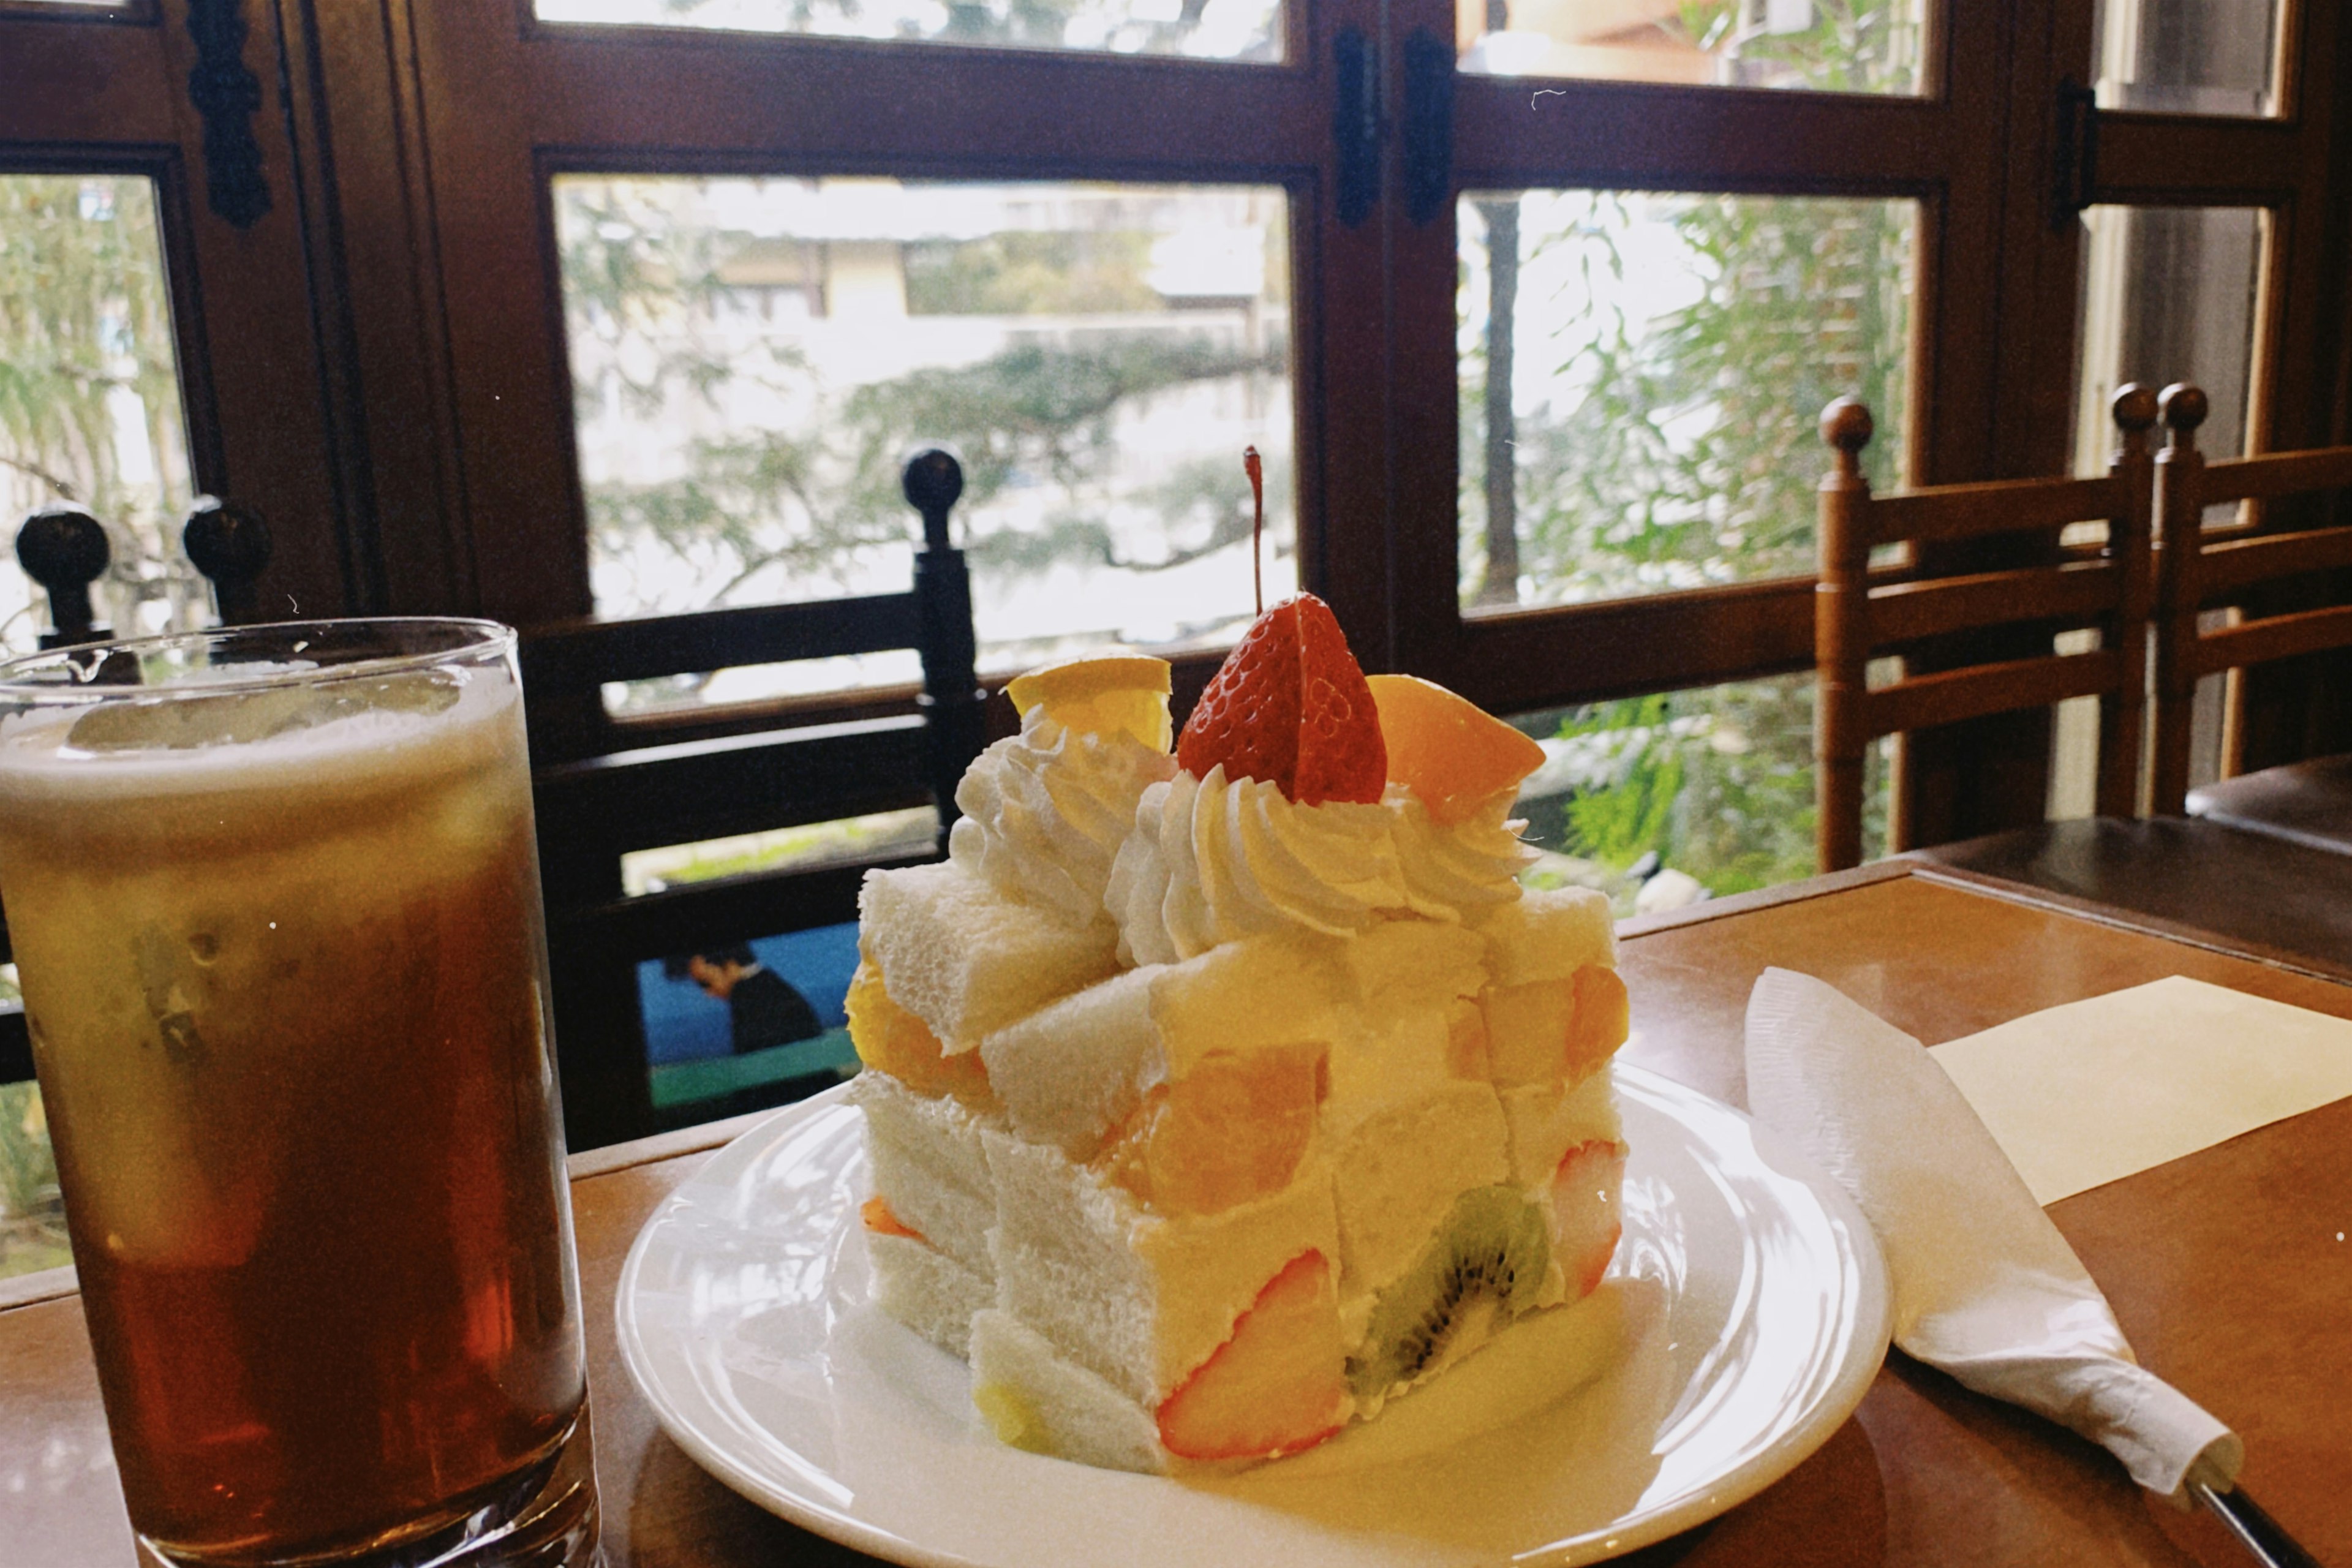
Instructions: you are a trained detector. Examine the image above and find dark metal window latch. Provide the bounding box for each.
[1401,29,1454,228]
[2054,77,2100,226]
[1334,28,1381,229]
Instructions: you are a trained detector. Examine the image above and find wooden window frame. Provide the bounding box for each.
[38,0,2337,829]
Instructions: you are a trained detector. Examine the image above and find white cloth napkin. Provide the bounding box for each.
[1743,967,2242,1500]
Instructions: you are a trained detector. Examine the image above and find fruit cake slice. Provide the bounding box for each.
[851,604,1634,1472]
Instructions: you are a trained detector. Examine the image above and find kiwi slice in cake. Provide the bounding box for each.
[1347,1185,1551,1403]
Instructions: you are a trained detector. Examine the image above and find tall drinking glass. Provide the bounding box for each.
[0,620,597,1568]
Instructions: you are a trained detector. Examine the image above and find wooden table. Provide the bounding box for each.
[6,862,2348,1567]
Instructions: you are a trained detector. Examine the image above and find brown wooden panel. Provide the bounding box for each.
[1444,578,1817,717]
[2094,112,2305,205]
[0,17,176,142]
[1864,648,2117,739]
[2188,603,2352,679]
[515,33,1330,168]
[2202,445,2352,503]
[533,715,929,857]
[286,0,474,616]
[2193,524,2352,598]
[521,597,921,693]
[1866,475,2119,548]
[1450,76,1950,189]
[1867,560,2118,647]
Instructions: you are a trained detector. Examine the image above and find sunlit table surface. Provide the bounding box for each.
[6,860,2349,1567]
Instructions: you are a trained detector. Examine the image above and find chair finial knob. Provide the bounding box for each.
[903,450,963,553]
[2160,383,2209,434]
[2111,382,2158,432]
[183,496,272,623]
[1820,397,1873,454]
[15,503,110,646]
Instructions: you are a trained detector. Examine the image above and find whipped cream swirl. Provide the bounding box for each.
[1107,768,1539,963]
[1106,766,1403,965]
[1389,785,1539,915]
[949,709,1175,925]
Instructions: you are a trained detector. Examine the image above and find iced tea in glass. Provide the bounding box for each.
[0,620,597,1567]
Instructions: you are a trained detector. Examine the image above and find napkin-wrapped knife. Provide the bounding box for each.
[1742,967,2317,1568]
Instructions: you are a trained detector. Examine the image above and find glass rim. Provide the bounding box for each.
[0,617,517,703]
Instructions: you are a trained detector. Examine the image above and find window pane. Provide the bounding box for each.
[1460,190,1913,613]
[1510,673,1888,914]
[1458,0,1924,94]
[535,0,1281,62]
[557,176,1294,706]
[2094,0,2278,117]
[0,175,200,659]
[2070,205,2263,490]
[2068,204,2264,801]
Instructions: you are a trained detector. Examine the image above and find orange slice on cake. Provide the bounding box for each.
[1368,673,1546,823]
[1008,654,1172,751]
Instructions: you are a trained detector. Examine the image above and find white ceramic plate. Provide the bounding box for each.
[614,1062,1891,1567]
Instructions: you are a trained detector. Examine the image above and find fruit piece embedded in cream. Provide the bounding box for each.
[978,930,1348,1158]
[1091,1041,1326,1218]
[1550,1139,1628,1298]
[847,958,998,1110]
[1347,1185,1553,1412]
[951,655,1176,927]
[853,604,1632,1474]
[1155,1250,1349,1461]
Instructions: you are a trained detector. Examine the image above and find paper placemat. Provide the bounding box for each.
[1928,975,2352,1204]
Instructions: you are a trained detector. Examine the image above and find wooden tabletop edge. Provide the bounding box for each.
[1616,861,1913,940]
[564,1106,784,1182]
[0,1262,77,1313]
[1905,859,2352,986]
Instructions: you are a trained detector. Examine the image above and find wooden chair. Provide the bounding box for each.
[2150,382,2352,816]
[1814,386,2158,872]
[523,450,986,1148]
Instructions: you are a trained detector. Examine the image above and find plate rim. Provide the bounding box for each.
[613,1062,1893,1567]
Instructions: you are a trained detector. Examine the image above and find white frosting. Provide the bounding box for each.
[1107,769,1538,964]
[1389,785,1539,916]
[1107,764,1537,966]
[949,707,1175,925]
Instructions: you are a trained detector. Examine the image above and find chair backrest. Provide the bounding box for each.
[1814,386,2158,872]
[2150,383,2352,815]
[522,450,986,1148]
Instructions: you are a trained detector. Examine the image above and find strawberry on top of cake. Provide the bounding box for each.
[850,594,1630,1472]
